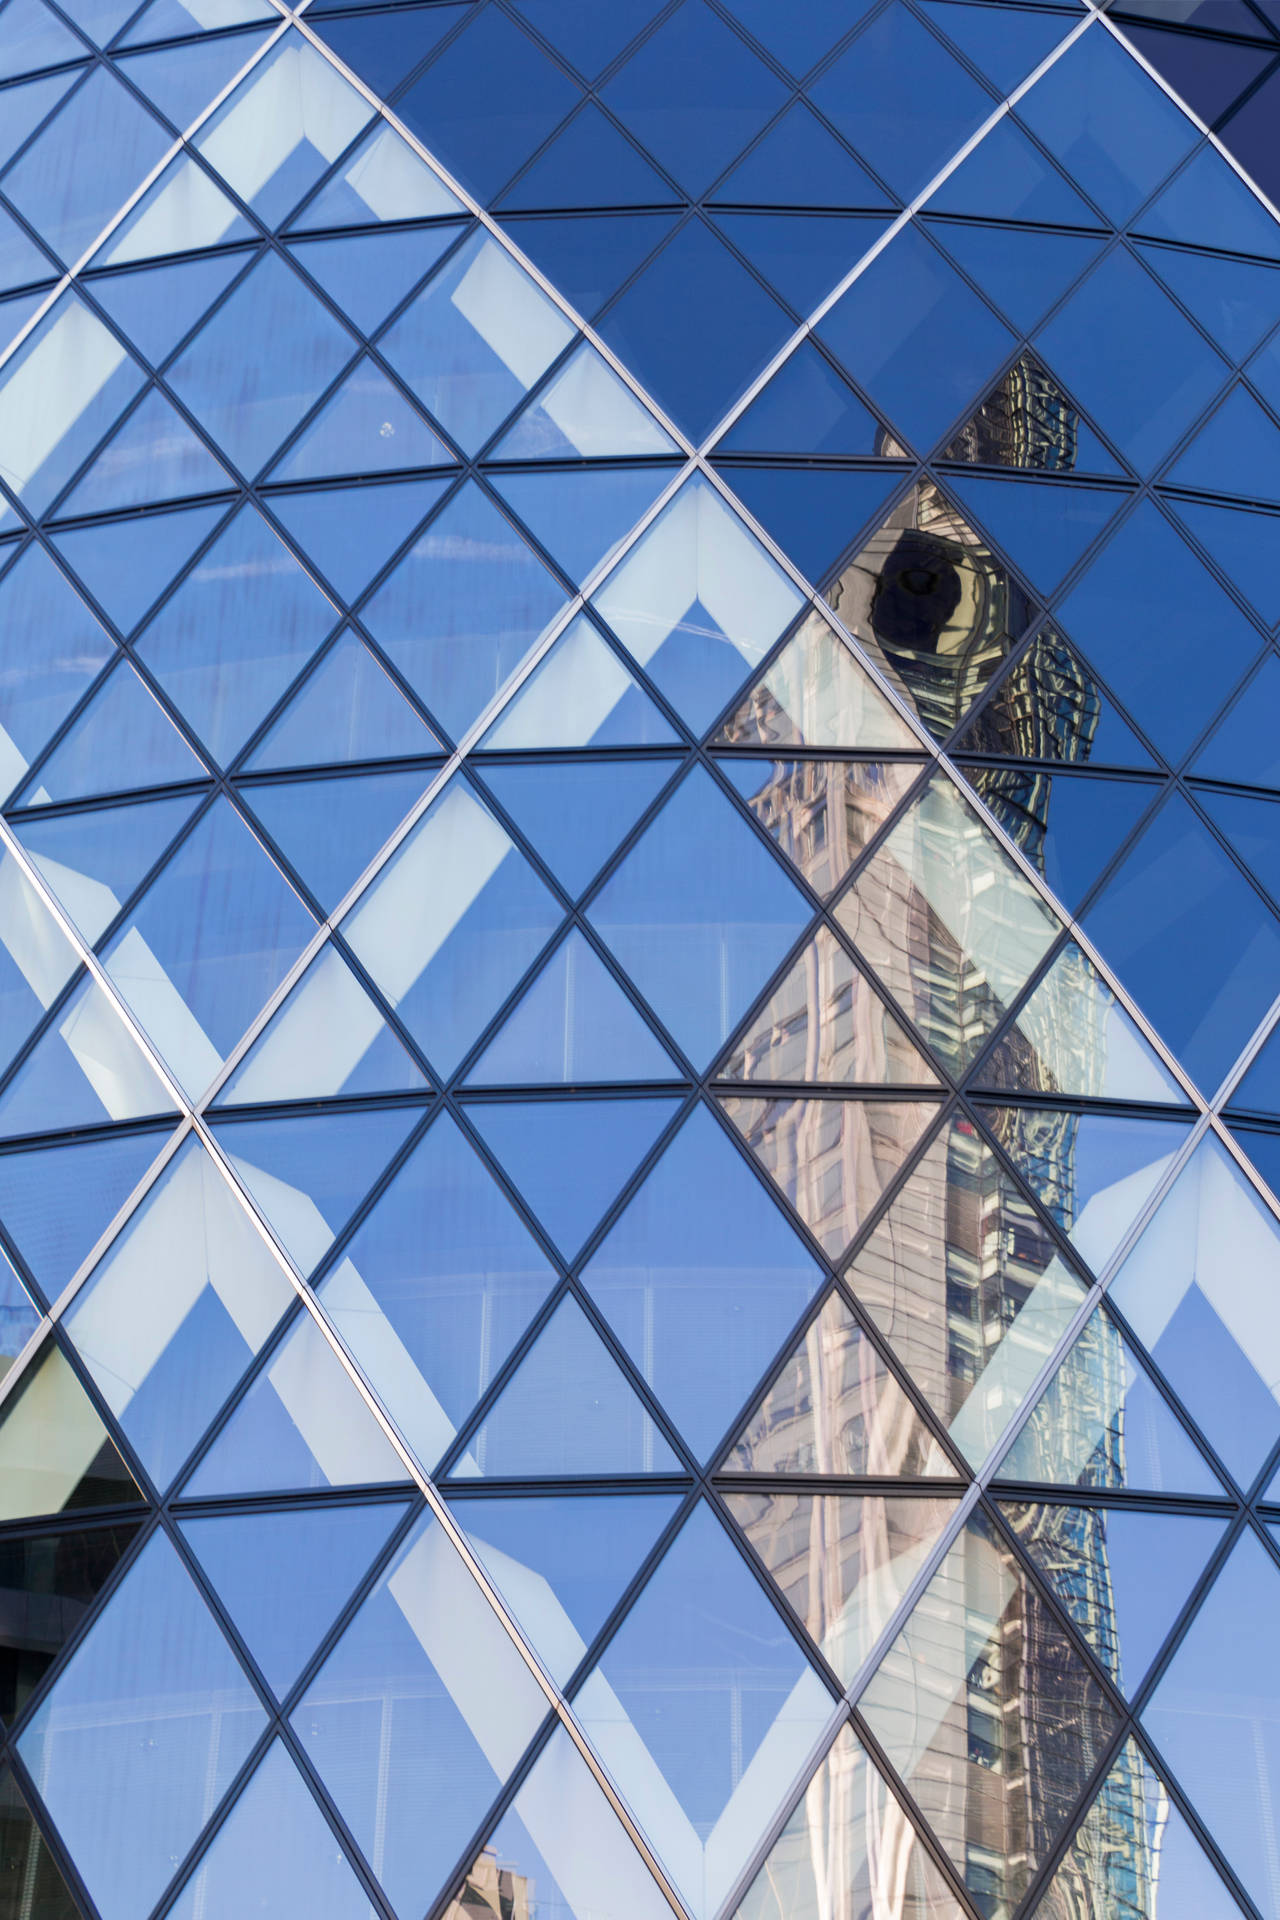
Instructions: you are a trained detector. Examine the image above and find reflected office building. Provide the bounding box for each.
[0,3,1275,1919]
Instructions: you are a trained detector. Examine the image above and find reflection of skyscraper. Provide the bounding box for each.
[444,1846,533,1919]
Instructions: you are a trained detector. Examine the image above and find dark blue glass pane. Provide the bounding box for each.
[720,465,900,586]
[1036,248,1228,474]
[396,6,580,202]
[712,211,889,318]
[597,217,792,442]
[1018,23,1199,224]
[811,1,995,203]
[1137,141,1280,258]
[501,211,678,322]
[919,0,1077,92]
[509,0,665,80]
[309,4,460,99]
[960,767,1155,914]
[819,222,1015,454]
[928,219,1104,337]
[1215,66,1280,203]
[926,113,1101,226]
[712,99,895,210]
[1192,653,1280,789]
[944,475,1126,598]
[1083,792,1280,1092]
[719,0,871,75]
[1140,242,1280,365]
[499,100,679,211]
[1169,496,1280,627]
[1057,501,1262,763]
[603,0,787,200]
[1196,785,1280,907]
[1232,1122,1280,1201]
[1166,381,1280,502]
[1230,1009,1280,1114]
[716,340,889,456]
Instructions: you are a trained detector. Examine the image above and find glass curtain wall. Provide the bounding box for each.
[0,0,1275,1916]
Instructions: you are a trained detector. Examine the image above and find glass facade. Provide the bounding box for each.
[0,0,1276,1915]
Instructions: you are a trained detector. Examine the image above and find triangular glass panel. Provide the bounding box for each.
[581,1104,821,1459]
[823,479,1037,742]
[725,1287,950,1475]
[712,99,894,210]
[0,1509,140,1724]
[719,464,904,588]
[270,478,449,609]
[727,1486,959,1684]
[1001,1499,1226,1700]
[13,789,196,942]
[588,765,811,1067]
[460,1294,681,1478]
[181,1500,407,1697]
[244,767,430,912]
[575,1501,834,1920]
[289,225,457,341]
[714,607,917,751]
[499,98,680,211]
[61,387,230,516]
[212,1103,420,1275]
[943,473,1125,602]
[480,613,677,750]
[713,210,889,317]
[52,501,228,637]
[479,756,674,897]
[465,928,678,1087]
[134,503,337,767]
[1230,1122,1280,1211]
[940,354,1124,477]
[998,1304,1220,1495]
[316,1111,556,1472]
[929,218,1105,336]
[969,762,1154,944]
[166,1739,376,1920]
[716,339,895,459]
[215,942,429,1105]
[0,1245,39,1381]
[1136,142,1280,260]
[306,4,456,103]
[0,1337,140,1520]
[977,941,1185,1104]
[501,210,679,323]
[733,1723,967,1920]
[95,151,252,266]
[720,1093,939,1259]
[0,973,176,1139]
[954,625,1158,770]
[858,1507,1118,1915]
[494,341,675,461]
[448,1490,681,1685]
[494,464,673,587]
[1169,495,1280,629]
[920,0,1074,92]
[187,1309,410,1496]
[294,1511,548,1920]
[718,925,938,1088]
[0,0,83,83]
[836,770,1062,1075]
[0,72,77,172]
[21,659,205,807]
[721,755,920,898]
[247,630,440,770]
[63,1137,296,1489]
[466,1095,679,1261]
[0,1124,170,1298]
[1139,240,1280,366]
[592,475,804,736]
[1165,380,1280,503]
[1109,1135,1280,1487]
[848,1113,1088,1471]
[1026,1736,1247,1920]
[1191,653,1280,793]
[118,26,272,130]
[926,113,1101,228]
[0,542,115,805]
[507,0,664,80]
[268,357,455,482]
[287,121,465,230]
[86,250,248,368]
[0,851,82,1078]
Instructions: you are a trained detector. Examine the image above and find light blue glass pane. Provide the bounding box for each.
[245,767,430,912]
[295,1512,548,1920]
[1036,249,1228,474]
[87,251,246,368]
[92,150,252,268]
[2,66,170,264]
[102,795,316,1093]
[135,504,337,764]
[0,543,113,800]
[269,357,455,480]
[362,481,566,743]
[57,0,136,45]
[495,342,676,461]
[17,1531,266,1920]
[450,1491,681,1687]
[61,386,229,516]
[63,1137,295,1486]
[1144,1529,1280,1920]
[1110,1136,1280,1485]
[0,71,76,173]
[14,789,197,942]
[286,120,464,231]
[0,197,56,293]
[466,929,679,1086]
[576,1502,833,1920]
[582,1104,821,1458]
[0,0,84,80]
[247,630,439,770]
[269,477,448,608]
[1018,24,1198,225]
[0,292,144,517]
[181,1502,407,1698]
[380,229,575,454]
[118,27,272,133]
[492,464,672,587]
[0,1125,169,1298]
[168,251,357,476]
[588,766,810,1065]
[289,225,460,341]
[467,1096,679,1260]
[21,658,205,805]
[480,757,674,897]
[343,776,562,1077]
[52,500,228,637]
[321,1112,556,1470]
[213,1102,419,1274]
[465,1294,681,1477]
[168,1741,374,1920]
[0,852,78,1078]
[0,970,170,1138]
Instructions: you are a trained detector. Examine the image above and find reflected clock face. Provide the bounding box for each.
[871,529,965,655]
